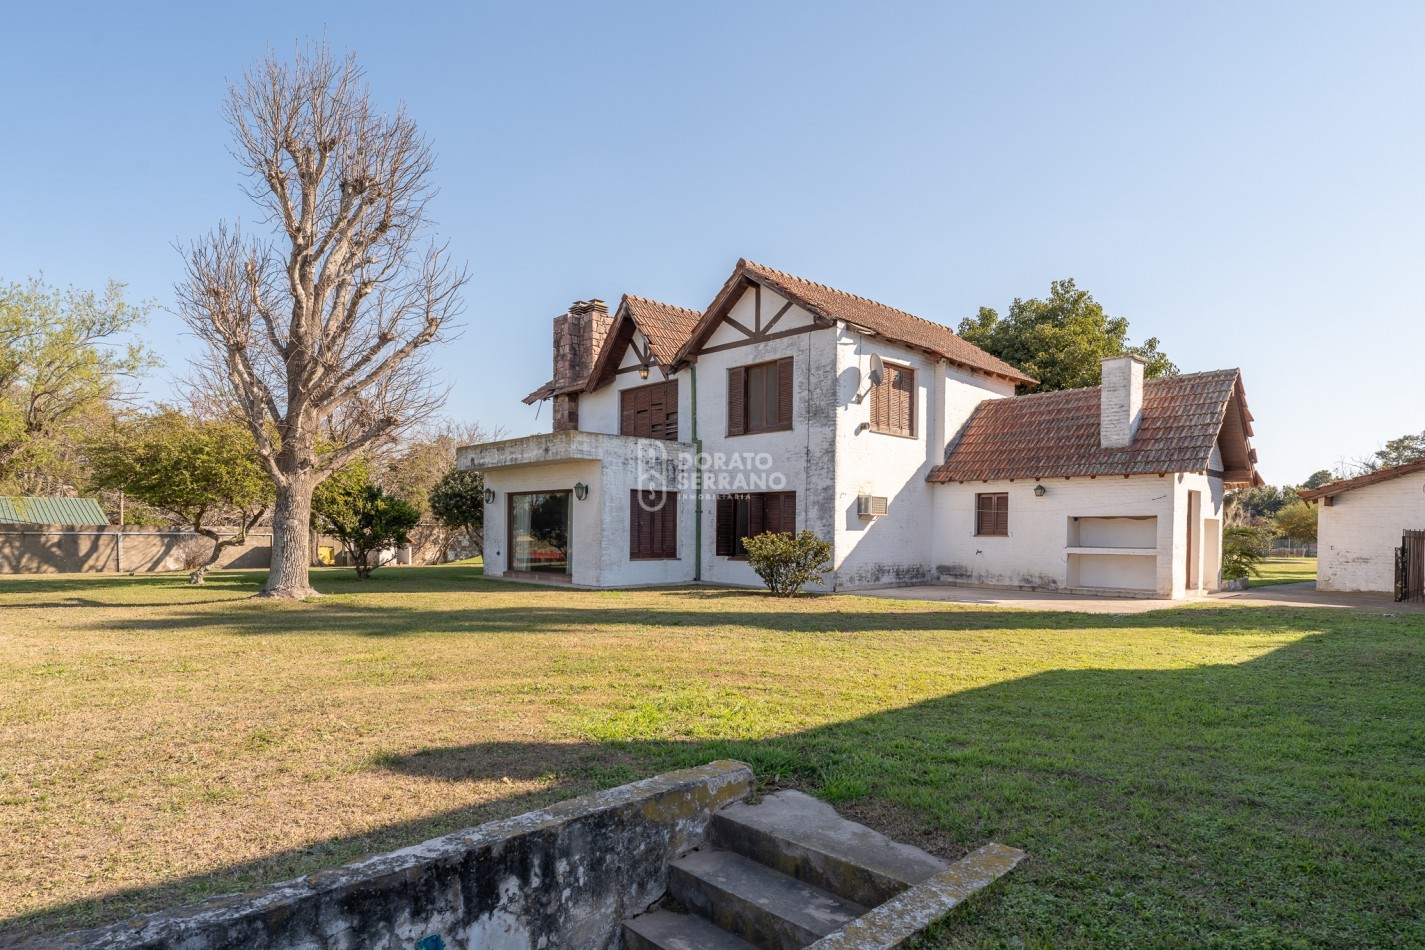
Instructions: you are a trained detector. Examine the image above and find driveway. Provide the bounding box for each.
[861,581,1419,615]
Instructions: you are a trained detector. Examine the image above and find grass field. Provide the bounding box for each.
[1250,556,1318,588]
[1,566,1421,946]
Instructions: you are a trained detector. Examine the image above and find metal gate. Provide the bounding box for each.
[1397,530,1425,603]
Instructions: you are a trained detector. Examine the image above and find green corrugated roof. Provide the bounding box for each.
[0,496,110,526]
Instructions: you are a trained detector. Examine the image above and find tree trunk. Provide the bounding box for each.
[260,477,319,599]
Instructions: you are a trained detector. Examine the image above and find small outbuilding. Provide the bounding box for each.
[1299,459,1425,598]
[0,496,109,526]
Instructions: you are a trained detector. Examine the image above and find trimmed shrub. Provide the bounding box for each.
[742,530,833,597]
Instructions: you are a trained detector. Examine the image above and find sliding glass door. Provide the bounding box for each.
[509,491,571,575]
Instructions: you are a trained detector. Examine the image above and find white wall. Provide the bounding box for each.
[930,473,1222,598]
[692,286,836,588]
[477,439,697,589]
[829,329,1014,589]
[1317,472,1425,592]
[481,460,602,586]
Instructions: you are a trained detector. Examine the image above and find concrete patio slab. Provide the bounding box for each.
[858,581,1421,614]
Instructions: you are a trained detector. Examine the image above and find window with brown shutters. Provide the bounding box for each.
[870,363,915,437]
[715,492,796,557]
[629,490,678,559]
[620,380,678,440]
[975,492,1009,536]
[728,358,793,436]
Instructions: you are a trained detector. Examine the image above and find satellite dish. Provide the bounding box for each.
[867,353,885,387]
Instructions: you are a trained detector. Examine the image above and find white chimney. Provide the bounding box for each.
[1100,354,1146,449]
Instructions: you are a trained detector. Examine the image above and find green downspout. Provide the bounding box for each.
[691,363,702,581]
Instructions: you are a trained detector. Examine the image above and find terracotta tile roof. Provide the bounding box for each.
[1298,458,1425,502]
[522,380,556,405]
[622,295,701,366]
[699,260,1036,385]
[581,294,702,393]
[928,369,1254,484]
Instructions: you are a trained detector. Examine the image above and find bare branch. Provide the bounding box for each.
[178,40,465,597]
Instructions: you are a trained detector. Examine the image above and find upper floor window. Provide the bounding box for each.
[727,358,792,436]
[870,363,915,438]
[620,380,679,440]
[975,492,1009,536]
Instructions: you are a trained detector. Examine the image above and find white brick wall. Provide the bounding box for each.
[830,329,1013,589]
[1100,355,1145,449]
[930,472,1223,597]
[1317,472,1425,592]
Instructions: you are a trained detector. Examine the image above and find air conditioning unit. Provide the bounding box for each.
[856,495,889,519]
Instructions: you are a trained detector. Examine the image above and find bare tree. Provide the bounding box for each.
[178,43,465,599]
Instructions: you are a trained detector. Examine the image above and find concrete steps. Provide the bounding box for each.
[671,847,867,948]
[623,908,759,950]
[621,789,1023,949]
[711,789,949,907]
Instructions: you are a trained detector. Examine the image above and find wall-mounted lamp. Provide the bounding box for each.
[855,421,870,434]
[483,488,496,504]
[1033,484,1047,497]
[573,482,589,501]
[638,364,650,380]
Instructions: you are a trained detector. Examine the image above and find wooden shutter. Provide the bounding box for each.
[715,496,735,556]
[871,377,889,432]
[780,492,797,534]
[632,490,678,559]
[761,492,796,535]
[661,494,678,557]
[621,381,678,440]
[891,367,913,436]
[727,367,746,436]
[662,379,678,441]
[976,493,1008,536]
[747,493,765,541]
[620,389,637,435]
[776,358,793,429]
[871,365,914,436]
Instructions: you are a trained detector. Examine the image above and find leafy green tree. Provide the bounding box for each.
[1222,525,1271,581]
[428,467,485,556]
[1274,500,1318,546]
[88,411,271,584]
[743,530,833,597]
[1372,431,1425,470]
[1226,484,1292,524]
[0,276,156,490]
[1301,470,1334,491]
[312,462,420,579]
[956,279,1177,393]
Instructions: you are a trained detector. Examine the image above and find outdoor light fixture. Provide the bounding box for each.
[483,488,496,504]
[574,482,589,501]
[639,363,650,380]
[1034,484,1047,497]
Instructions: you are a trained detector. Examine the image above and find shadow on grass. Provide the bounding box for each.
[11,619,1424,946]
[34,567,1377,640]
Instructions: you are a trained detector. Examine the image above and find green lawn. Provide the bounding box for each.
[1,566,1420,946]
[1250,556,1318,588]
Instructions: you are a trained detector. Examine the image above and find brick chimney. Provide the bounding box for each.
[551,299,611,432]
[1100,354,1146,449]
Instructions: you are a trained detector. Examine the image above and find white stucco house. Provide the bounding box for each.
[458,259,1262,598]
[1299,460,1425,598]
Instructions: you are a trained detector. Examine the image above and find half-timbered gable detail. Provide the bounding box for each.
[464,259,1261,599]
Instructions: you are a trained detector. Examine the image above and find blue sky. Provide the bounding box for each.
[2,1,1421,484]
